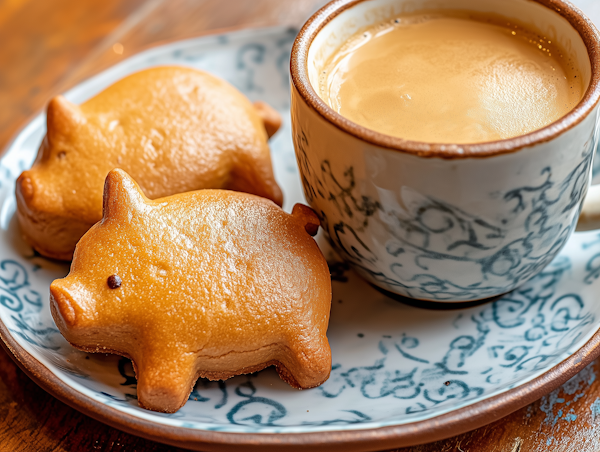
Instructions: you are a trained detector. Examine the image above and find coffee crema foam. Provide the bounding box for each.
[319,13,583,144]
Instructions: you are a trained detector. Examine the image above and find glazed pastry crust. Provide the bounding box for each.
[50,169,331,413]
[17,66,283,260]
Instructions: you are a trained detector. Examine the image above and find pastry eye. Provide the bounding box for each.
[107,275,122,289]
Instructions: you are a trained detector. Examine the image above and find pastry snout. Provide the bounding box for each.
[16,170,95,261]
[16,171,36,206]
[16,170,57,213]
[50,280,80,328]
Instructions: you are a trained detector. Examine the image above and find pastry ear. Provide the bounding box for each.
[102,169,147,220]
[46,96,85,144]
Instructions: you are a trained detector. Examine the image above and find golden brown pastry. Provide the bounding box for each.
[16,66,283,260]
[50,169,331,413]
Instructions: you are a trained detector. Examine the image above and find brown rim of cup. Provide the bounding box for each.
[290,0,600,159]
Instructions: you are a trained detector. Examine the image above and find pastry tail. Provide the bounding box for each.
[292,203,321,236]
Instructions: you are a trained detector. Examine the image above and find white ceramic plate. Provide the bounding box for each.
[2,26,600,451]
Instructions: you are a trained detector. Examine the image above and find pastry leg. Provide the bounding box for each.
[135,353,197,413]
[279,335,331,389]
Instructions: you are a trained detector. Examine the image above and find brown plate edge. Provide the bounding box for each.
[1,308,599,452]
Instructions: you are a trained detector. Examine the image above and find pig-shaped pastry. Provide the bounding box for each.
[49,169,331,413]
[16,66,284,261]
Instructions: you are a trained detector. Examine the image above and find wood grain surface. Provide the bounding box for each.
[1,0,600,450]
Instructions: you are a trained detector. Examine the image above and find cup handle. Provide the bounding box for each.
[577,184,600,231]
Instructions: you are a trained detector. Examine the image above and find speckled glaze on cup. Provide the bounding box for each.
[291,0,600,302]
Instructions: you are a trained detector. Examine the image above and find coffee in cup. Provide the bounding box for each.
[318,12,584,144]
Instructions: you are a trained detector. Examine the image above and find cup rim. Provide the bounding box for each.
[290,0,600,159]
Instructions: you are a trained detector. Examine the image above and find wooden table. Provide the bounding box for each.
[2,0,600,450]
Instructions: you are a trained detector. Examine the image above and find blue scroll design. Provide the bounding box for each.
[295,128,596,301]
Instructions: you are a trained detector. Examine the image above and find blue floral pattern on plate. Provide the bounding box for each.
[1,26,600,435]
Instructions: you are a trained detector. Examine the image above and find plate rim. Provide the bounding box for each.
[1,25,600,451]
[3,310,599,451]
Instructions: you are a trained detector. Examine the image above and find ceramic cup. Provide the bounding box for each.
[290,0,600,302]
